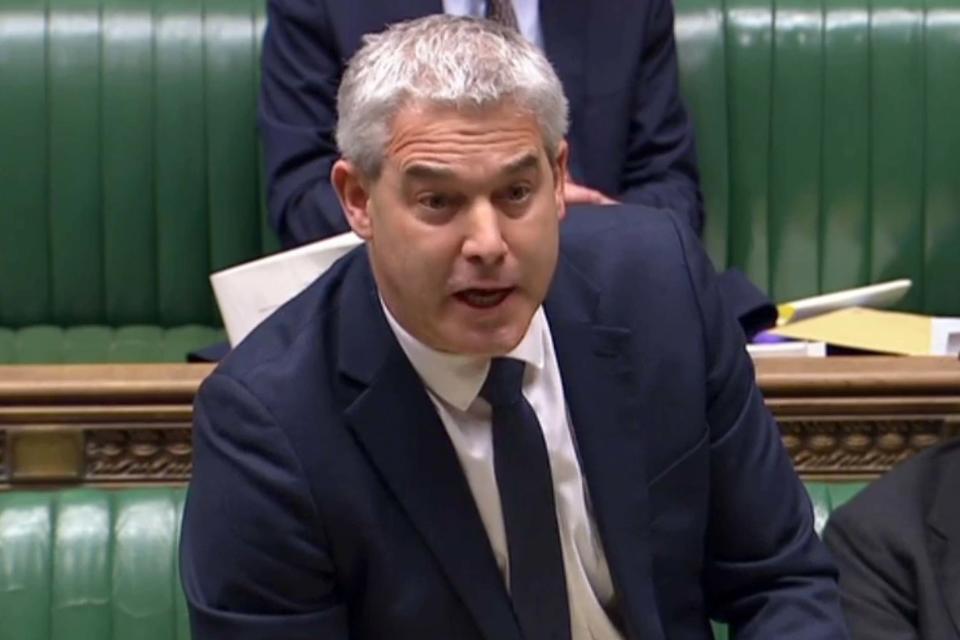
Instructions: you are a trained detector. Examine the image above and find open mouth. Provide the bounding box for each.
[454,288,514,309]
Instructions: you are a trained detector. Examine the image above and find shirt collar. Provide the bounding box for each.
[381,299,546,412]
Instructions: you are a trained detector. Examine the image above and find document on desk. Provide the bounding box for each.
[211,232,364,346]
[777,278,912,324]
[771,307,960,356]
[747,341,827,358]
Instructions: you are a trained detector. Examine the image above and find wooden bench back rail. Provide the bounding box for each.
[0,358,958,486]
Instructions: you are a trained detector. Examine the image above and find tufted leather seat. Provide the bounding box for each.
[0,483,861,639]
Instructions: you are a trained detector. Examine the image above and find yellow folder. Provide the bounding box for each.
[770,307,931,356]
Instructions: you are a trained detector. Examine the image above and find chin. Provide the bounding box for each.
[456,328,526,357]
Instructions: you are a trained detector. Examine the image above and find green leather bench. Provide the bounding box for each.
[677,0,960,311]
[0,483,864,639]
[0,1,942,636]
[2,0,959,363]
[0,0,276,363]
[0,488,190,640]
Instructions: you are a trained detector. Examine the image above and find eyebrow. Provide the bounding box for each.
[501,152,540,175]
[401,152,541,181]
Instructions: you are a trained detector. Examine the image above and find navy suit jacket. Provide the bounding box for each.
[181,207,845,640]
[259,0,704,247]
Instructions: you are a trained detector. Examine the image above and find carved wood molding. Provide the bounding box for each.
[1,357,958,486]
[86,425,193,481]
[780,416,960,479]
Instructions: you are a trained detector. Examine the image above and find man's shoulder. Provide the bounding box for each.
[827,439,960,539]
[560,204,690,255]
[559,204,699,282]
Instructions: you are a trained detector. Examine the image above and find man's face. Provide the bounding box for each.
[334,101,567,356]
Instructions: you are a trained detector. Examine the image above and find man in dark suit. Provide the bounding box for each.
[259,0,704,248]
[823,437,960,639]
[181,16,846,639]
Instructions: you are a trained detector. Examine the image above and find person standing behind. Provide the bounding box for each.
[259,0,704,248]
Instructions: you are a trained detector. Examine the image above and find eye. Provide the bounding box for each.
[418,193,451,211]
[503,184,532,203]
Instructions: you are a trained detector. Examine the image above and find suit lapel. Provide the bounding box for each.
[927,446,960,637]
[545,258,666,640]
[337,254,520,640]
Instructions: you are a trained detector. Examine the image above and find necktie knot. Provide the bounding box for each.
[480,357,526,408]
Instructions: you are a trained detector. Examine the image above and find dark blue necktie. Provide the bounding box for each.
[480,357,571,640]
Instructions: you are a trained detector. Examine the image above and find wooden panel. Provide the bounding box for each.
[0,358,958,486]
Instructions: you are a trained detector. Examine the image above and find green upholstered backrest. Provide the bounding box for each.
[0,0,276,333]
[676,0,960,313]
[1,0,957,363]
[0,482,863,639]
[0,488,189,640]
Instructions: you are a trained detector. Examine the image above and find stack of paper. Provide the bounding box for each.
[771,307,960,356]
[211,232,364,346]
[747,341,827,358]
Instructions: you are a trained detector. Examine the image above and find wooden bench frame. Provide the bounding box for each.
[1,357,958,487]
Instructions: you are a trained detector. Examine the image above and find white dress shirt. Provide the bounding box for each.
[382,303,624,640]
[443,0,544,49]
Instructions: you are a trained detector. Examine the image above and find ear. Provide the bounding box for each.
[552,140,569,221]
[331,159,374,240]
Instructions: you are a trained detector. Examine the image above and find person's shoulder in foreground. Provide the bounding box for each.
[823,436,960,640]
[182,14,848,640]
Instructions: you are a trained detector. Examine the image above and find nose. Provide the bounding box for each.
[461,200,508,265]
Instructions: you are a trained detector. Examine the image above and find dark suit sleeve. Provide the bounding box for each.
[259,0,350,248]
[822,499,921,640]
[673,218,847,638]
[619,0,704,236]
[180,373,349,639]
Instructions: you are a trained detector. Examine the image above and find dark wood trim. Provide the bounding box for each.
[1,357,959,486]
[0,363,212,404]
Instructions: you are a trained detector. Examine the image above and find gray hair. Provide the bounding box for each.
[335,15,569,177]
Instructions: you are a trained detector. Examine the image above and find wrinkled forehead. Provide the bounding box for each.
[383,99,549,168]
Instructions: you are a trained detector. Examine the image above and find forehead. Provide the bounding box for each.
[385,101,547,173]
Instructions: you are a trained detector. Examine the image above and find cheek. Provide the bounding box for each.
[390,240,456,296]
[516,216,559,266]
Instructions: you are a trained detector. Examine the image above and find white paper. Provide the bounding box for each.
[931,318,960,356]
[781,278,912,323]
[747,341,827,358]
[211,232,364,346]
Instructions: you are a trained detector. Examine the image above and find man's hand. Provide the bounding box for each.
[563,174,618,206]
